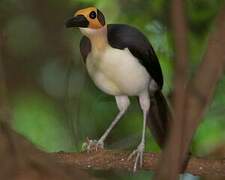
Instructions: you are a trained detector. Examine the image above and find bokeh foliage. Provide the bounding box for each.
[0,0,225,179]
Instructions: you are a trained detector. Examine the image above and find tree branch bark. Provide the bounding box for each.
[156,0,189,179]
[0,32,11,123]
[180,3,225,165]
[51,150,225,177]
[157,2,225,179]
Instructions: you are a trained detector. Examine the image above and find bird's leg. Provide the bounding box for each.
[128,90,150,172]
[85,96,130,152]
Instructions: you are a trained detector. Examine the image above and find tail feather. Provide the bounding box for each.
[147,90,170,148]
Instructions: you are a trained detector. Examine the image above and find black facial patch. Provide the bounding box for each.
[97,9,105,26]
[65,15,89,28]
[89,11,97,19]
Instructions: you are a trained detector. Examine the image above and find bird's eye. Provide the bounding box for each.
[89,11,97,19]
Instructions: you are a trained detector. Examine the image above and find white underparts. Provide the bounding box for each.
[81,26,154,96]
[86,47,151,96]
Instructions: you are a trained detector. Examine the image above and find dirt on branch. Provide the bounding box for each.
[51,150,225,177]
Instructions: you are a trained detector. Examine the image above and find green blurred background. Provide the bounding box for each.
[1,0,225,179]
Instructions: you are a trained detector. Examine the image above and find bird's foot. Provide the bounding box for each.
[128,142,145,172]
[82,138,104,152]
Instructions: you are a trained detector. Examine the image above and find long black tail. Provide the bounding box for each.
[147,90,171,148]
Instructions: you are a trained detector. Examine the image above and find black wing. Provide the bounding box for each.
[80,36,91,64]
[107,24,163,89]
[79,24,163,89]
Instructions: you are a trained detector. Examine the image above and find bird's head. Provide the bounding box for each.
[65,7,105,30]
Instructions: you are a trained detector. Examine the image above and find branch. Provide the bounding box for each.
[0,126,94,180]
[156,0,188,179]
[0,32,11,123]
[181,4,225,162]
[157,3,225,179]
[51,150,225,177]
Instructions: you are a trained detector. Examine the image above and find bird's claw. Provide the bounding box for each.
[128,143,144,172]
[82,138,104,152]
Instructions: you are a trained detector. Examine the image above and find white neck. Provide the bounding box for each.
[80,26,108,53]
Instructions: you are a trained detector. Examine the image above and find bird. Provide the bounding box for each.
[65,7,170,172]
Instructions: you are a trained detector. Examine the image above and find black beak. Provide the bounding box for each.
[65,15,89,28]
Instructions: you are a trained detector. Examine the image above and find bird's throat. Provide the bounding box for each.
[90,34,108,53]
[80,26,108,53]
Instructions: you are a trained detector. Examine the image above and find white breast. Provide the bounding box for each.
[86,46,150,96]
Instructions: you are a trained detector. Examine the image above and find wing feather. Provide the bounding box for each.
[80,36,91,64]
[108,24,163,89]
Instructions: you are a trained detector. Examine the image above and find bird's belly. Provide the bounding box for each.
[86,47,150,96]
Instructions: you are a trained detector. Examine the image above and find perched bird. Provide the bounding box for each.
[65,7,170,171]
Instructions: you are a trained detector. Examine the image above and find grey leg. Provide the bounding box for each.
[86,96,130,151]
[128,90,150,172]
